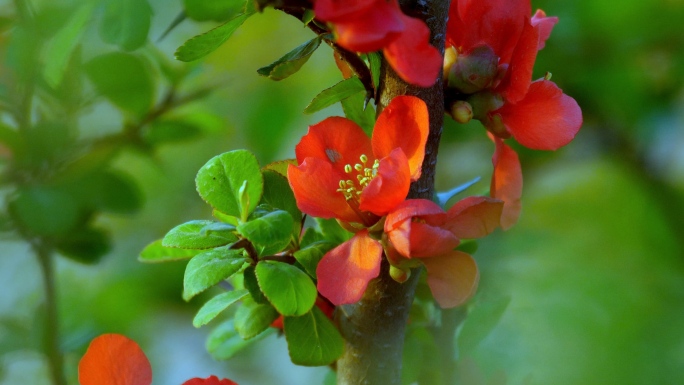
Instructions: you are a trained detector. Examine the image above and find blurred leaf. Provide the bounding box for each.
[458,295,511,356]
[143,119,202,145]
[206,320,274,360]
[315,218,352,244]
[255,260,316,316]
[243,265,268,304]
[323,371,336,385]
[175,12,252,62]
[9,186,79,237]
[100,0,152,51]
[77,171,142,214]
[52,143,119,184]
[234,296,279,339]
[183,246,248,301]
[85,52,154,116]
[139,239,200,263]
[456,240,478,255]
[262,159,297,177]
[283,306,344,366]
[55,226,111,264]
[0,123,22,154]
[183,0,244,22]
[293,241,336,279]
[261,170,301,237]
[196,150,263,218]
[257,36,323,80]
[163,220,238,249]
[19,122,73,167]
[237,210,293,256]
[341,91,376,135]
[43,4,91,88]
[193,289,249,327]
[303,77,365,114]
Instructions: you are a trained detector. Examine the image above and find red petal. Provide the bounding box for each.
[422,251,479,308]
[445,196,504,239]
[316,230,382,305]
[496,80,583,150]
[78,334,152,385]
[490,138,522,230]
[288,159,360,223]
[497,19,539,104]
[531,10,558,50]
[388,219,459,258]
[182,376,238,385]
[372,95,429,181]
[333,1,404,52]
[383,15,442,88]
[314,0,376,22]
[384,199,444,232]
[359,148,410,216]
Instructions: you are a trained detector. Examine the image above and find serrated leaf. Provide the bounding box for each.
[293,241,336,279]
[196,150,263,218]
[283,307,343,366]
[234,297,279,339]
[206,320,274,360]
[183,246,248,301]
[257,36,323,80]
[183,0,244,22]
[193,289,249,327]
[299,227,325,248]
[457,295,511,355]
[175,12,251,62]
[84,52,153,116]
[163,220,237,249]
[341,91,375,136]
[139,239,200,263]
[243,265,268,304]
[236,210,293,256]
[304,77,366,114]
[255,261,316,316]
[262,159,297,177]
[315,218,352,244]
[99,0,151,51]
[261,170,301,236]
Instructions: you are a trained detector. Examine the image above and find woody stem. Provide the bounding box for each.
[335,1,450,384]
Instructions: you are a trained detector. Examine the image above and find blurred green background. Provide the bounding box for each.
[0,0,683,384]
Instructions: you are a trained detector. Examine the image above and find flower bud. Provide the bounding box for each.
[449,101,473,124]
[443,46,458,82]
[447,45,499,94]
[389,265,411,283]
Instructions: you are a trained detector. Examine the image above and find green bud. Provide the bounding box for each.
[447,45,499,94]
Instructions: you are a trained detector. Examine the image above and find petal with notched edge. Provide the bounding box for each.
[295,116,373,175]
[359,148,410,216]
[423,251,479,308]
[78,334,152,385]
[288,159,360,223]
[372,95,429,181]
[490,137,522,230]
[317,230,382,305]
[531,10,558,50]
[445,196,504,239]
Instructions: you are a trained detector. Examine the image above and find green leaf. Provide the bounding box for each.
[284,307,344,366]
[193,289,249,327]
[257,36,323,80]
[457,295,511,355]
[183,246,248,301]
[341,91,376,136]
[175,12,252,62]
[255,260,317,316]
[261,170,301,236]
[55,227,111,264]
[76,171,142,214]
[0,123,23,154]
[315,218,352,244]
[143,119,202,145]
[43,4,91,88]
[212,210,239,226]
[236,210,293,256]
[195,150,263,218]
[243,265,268,304]
[139,239,200,263]
[262,159,297,177]
[299,227,325,248]
[9,186,79,237]
[234,297,279,339]
[368,52,381,90]
[84,52,154,116]
[293,241,336,279]
[163,220,238,249]
[206,320,274,360]
[304,77,366,114]
[183,0,244,22]
[99,0,152,51]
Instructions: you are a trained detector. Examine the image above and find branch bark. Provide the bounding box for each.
[336,1,450,384]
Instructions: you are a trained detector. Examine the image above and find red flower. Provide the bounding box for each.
[288,95,429,304]
[384,197,503,307]
[182,376,238,385]
[314,0,441,87]
[446,0,582,151]
[490,136,523,230]
[79,334,152,385]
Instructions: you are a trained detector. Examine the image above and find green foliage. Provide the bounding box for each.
[195,150,264,220]
[9,186,79,237]
[243,265,268,304]
[183,0,245,22]
[138,240,200,263]
[293,241,336,279]
[262,159,297,177]
[341,91,376,135]
[43,4,91,88]
[143,119,203,145]
[236,210,293,256]
[315,218,353,244]
[182,246,248,301]
[283,307,344,366]
[206,320,274,360]
[99,0,152,51]
[255,260,317,316]
[234,297,279,339]
[303,77,366,114]
[402,326,441,385]
[193,289,249,327]
[457,296,511,356]
[261,170,301,237]
[175,12,253,62]
[257,36,324,80]
[55,227,111,264]
[163,220,238,249]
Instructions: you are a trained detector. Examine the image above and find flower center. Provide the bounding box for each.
[336,154,380,201]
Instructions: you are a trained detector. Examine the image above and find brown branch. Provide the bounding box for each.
[335,1,451,384]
